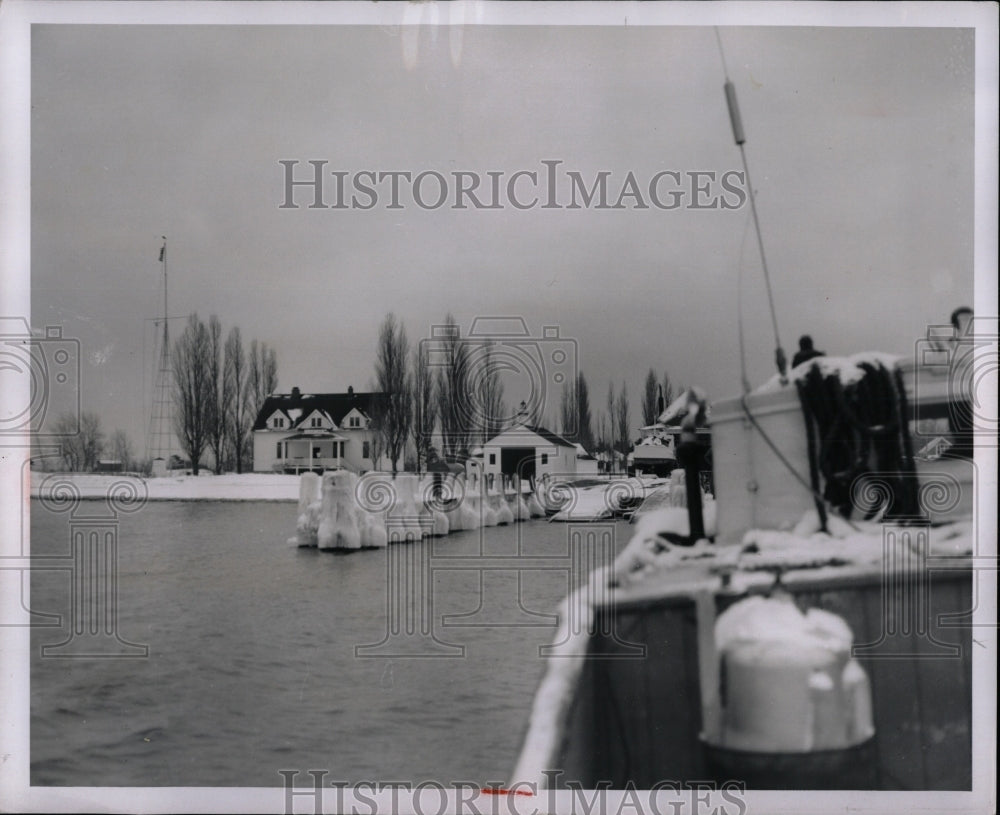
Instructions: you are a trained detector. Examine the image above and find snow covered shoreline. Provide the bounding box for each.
[29,472,301,502]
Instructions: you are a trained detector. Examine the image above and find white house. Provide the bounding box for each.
[252,386,385,474]
[482,423,577,482]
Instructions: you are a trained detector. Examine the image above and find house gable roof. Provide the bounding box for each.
[484,423,576,449]
[253,390,385,432]
[341,406,369,423]
[301,408,334,427]
[265,407,291,425]
[526,424,576,448]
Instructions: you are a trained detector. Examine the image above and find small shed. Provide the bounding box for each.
[482,423,577,482]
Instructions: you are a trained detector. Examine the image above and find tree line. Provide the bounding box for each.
[367,313,677,477]
[368,312,508,477]
[558,368,675,473]
[44,315,277,475]
[172,314,278,475]
[49,412,135,473]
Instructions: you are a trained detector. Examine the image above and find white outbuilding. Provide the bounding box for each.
[482,423,577,482]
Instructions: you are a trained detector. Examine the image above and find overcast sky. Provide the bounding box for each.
[29,22,975,451]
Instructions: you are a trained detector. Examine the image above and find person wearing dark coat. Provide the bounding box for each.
[946,307,974,458]
[792,335,825,369]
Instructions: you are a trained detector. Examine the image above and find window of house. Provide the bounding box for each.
[276,442,282,459]
[349,415,360,428]
[541,453,549,465]
[311,417,321,428]
[363,441,370,459]
[274,416,284,428]
[489,453,496,465]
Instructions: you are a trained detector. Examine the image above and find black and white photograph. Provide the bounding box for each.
[1,2,996,813]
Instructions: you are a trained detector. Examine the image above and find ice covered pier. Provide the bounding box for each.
[290,469,551,550]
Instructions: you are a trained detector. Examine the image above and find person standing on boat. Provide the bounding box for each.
[946,306,974,459]
[792,335,825,369]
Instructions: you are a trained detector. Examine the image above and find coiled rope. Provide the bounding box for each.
[796,361,919,521]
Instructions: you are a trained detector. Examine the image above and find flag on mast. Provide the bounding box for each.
[158,237,166,262]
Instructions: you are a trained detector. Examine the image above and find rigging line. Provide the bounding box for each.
[737,207,753,395]
[739,394,861,533]
[738,144,784,363]
[713,26,730,80]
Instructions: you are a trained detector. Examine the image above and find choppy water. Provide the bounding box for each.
[30,500,629,786]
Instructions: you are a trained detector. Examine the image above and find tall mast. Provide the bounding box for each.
[716,28,788,386]
[146,236,174,469]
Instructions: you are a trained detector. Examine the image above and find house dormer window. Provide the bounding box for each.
[310,417,322,428]
[273,416,285,429]
[349,416,361,428]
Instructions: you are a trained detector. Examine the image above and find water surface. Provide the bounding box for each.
[30,500,629,786]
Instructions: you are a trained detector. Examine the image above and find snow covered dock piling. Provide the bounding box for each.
[290,469,544,550]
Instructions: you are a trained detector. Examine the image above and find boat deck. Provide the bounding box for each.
[551,552,972,789]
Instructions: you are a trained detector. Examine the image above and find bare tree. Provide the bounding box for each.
[247,339,278,419]
[223,326,251,473]
[476,340,506,443]
[559,381,575,440]
[80,413,104,472]
[206,315,226,473]
[245,339,278,470]
[173,313,213,475]
[410,341,436,474]
[615,381,631,469]
[436,313,472,461]
[661,371,675,416]
[38,412,103,473]
[374,313,412,477]
[575,372,595,453]
[642,368,659,427]
[108,429,133,471]
[366,378,385,472]
[606,381,616,472]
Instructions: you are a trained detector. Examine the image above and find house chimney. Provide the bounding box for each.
[348,385,354,396]
[291,386,300,399]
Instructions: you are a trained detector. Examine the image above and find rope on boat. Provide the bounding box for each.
[796,379,830,533]
[796,361,919,520]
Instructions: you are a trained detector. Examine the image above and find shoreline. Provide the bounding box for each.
[29,472,301,503]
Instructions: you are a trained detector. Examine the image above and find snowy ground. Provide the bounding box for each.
[548,477,668,522]
[29,472,301,502]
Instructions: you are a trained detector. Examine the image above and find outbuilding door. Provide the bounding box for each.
[500,447,536,481]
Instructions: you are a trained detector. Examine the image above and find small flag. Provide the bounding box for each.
[158,245,165,262]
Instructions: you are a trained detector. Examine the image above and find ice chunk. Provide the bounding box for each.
[317,470,362,550]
